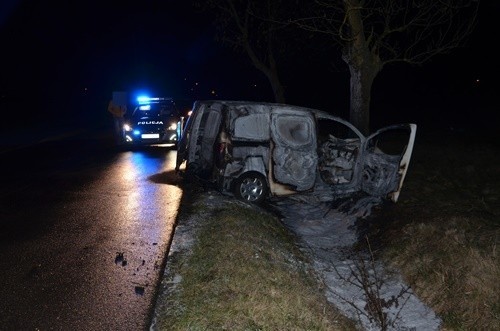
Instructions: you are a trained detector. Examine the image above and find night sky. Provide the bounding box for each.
[0,0,498,132]
[0,2,241,101]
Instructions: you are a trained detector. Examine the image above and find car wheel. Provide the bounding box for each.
[233,172,268,204]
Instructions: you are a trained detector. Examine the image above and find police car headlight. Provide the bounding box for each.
[168,122,177,130]
[123,124,132,131]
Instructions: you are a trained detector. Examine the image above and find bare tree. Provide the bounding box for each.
[292,0,480,134]
[197,0,291,103]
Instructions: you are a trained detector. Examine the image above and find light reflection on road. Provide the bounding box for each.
[114,149,182,244]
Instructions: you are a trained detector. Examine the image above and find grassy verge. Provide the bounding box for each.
[154,130,499,330]
[366,130,500,330]
[153,187,357,330]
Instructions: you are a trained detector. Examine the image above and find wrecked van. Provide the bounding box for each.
[175,100,416,204]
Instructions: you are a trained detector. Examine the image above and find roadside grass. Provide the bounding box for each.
[366,130,500,330]
[153,188,357,330]
[154,130,499,330]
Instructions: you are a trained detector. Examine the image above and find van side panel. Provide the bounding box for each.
[270,112,318,191]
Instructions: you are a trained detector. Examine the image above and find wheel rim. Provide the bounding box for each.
[239,177,264,201]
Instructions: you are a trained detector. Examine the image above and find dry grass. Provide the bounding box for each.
[385,218,499,330]
[367,130,500,330]
[153,191,357,330]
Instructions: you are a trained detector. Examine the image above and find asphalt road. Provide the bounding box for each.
[0,130,182,330]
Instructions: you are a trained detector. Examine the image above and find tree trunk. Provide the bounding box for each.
[343,0,382,135]
[348,65,376,135]
[267,69,286,103]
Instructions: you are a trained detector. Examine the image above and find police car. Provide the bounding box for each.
[121,96,183,146]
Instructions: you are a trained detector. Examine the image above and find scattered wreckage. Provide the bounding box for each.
[175,100,416,204]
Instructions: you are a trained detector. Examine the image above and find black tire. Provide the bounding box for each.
[233,172,269,204]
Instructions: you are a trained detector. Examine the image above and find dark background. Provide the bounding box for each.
[0,0,497,133]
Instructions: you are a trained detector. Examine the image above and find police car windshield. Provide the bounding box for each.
[132,102,178,117]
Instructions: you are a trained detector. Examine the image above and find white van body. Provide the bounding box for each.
[176,100,416,204]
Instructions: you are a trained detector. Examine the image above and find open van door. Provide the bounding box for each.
[176,102,222,177]
[361,124,417,202]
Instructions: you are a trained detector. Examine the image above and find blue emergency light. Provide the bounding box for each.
[137,96,162,104]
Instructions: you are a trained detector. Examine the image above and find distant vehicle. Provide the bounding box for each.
[120,96,183,147]
[176,100,416,204]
